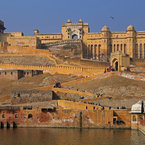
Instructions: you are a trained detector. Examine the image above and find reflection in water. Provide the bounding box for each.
[0,128,144,145]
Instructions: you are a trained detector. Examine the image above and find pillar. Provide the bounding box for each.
[143,43,145,59]
[93,45,95,59]
[87,45,89,58]
[119,44,121,51]
[112,44,114,52]
[142,43,144,59]
[138,44,140,59]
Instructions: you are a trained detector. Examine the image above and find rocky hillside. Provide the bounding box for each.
[64,75,145,108]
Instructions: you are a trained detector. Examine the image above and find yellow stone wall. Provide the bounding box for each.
[35,33,62,44]
[7,36,40,48]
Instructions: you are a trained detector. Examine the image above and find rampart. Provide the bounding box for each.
[0,63,105,77]
[11,90,52,105]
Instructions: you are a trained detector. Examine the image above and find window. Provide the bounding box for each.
[11,72,13,75]
[28,114,33,119]
[18,93,20,97]
[15,114,18,118]
[2,114,5,118]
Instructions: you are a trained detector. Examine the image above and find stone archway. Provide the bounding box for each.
[112,58,118,71]
[110,51,130,72]
[72,34,78,39]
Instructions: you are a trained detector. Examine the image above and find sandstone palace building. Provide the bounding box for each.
[1,19,145,70]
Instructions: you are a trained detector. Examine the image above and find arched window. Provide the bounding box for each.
[132,115,136,121]
[72,34,78,39]
[135,44,138,58]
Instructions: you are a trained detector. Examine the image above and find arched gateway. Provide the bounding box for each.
[110,51,130,71]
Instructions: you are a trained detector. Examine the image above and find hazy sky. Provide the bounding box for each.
[1,0,145,36]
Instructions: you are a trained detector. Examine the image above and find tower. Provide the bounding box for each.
[126,24,136,58]
[101,25,111,56]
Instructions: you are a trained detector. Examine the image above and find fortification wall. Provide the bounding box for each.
[0,63,105,77]
[0,70,19,80]
[11,90,52,105]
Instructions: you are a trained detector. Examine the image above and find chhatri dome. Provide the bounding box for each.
[78,19,83,23]
[101,25,110,31]
[127,24,135,31]
[67,19,72,23]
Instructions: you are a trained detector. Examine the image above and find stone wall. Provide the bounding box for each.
[11,90,52,105]
[0,70,21,80]
[0,70,43,80]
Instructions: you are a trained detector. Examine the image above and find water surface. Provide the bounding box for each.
[0,128,144,145]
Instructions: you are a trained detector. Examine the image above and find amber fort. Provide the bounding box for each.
[0,19,145,134]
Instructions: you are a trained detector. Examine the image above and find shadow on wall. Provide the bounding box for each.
[52,91,61,100]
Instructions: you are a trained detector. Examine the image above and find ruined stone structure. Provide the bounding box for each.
[11,90,52,105]
[0,70,43,80]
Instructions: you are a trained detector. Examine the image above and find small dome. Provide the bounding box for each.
[127,24,135,31]
[78,19,83,23]
[101,25,110,32]
[131,100,142,113]
[67,19,71,23]
[33,29,39,34]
